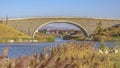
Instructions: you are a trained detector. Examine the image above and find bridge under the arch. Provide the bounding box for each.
[4,17,120,37]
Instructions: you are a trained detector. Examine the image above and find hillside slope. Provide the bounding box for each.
[0,24,31,39]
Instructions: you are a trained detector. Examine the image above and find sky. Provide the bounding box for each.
[0,0,120,19]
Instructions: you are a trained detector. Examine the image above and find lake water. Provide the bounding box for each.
[0,37,119,58]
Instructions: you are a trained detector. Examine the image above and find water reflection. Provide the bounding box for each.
[55,37,69,42]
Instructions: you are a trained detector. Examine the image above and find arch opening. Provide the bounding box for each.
[33,20,89,38]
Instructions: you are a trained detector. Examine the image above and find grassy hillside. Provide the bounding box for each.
[0,24,31,42]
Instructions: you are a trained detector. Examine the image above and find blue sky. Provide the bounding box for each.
[0,0,120,19]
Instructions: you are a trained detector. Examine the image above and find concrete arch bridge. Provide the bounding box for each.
[3,17,120,37]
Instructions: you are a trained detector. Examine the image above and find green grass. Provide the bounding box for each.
[112,35,120,41]
[37,36,55,42]
[34,32,55,42]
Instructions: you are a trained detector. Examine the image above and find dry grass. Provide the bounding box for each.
[0,42,120,68]
[0,24,31,42]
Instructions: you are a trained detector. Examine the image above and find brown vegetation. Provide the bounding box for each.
[0,42,120,68]
[92,22,120,41]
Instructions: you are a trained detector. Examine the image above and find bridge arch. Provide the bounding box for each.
[33,20,89,38]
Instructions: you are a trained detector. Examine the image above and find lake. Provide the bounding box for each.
[0,37,119,58]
